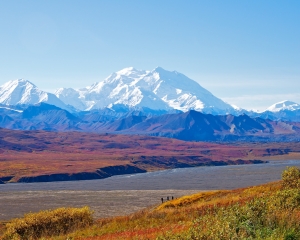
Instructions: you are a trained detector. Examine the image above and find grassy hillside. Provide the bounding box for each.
[2,167,300,239]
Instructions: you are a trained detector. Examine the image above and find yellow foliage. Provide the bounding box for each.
[282,166,300,189]
[156,191,226,210]
[3,206,93,240]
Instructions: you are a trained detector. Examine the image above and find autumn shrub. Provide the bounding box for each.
[3,206,93,240]
[282,166,300,189]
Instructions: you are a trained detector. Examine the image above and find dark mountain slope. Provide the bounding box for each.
[115,110,300,141]
[1,103,300,141]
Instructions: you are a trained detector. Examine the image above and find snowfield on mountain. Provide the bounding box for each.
[55,67,234,113]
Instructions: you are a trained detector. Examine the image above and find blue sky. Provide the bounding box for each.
[0,1,299,110]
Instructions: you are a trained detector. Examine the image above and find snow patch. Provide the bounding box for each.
[176,89,182,94]
[266,100,300,112]
[0,106,23,113]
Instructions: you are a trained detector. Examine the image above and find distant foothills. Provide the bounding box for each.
[0,67,300,142]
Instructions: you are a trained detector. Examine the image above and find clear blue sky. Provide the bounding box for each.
[0,1,299,110]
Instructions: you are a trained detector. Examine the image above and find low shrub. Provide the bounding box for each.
[3,206,93,240]
[282,166,300,189]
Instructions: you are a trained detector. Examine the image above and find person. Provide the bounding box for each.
[167,196,169,201]
[161,197,164,203]
[172,196,174,200]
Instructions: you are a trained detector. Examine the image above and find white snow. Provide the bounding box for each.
[55,67,235,112]
[0,106,23,113]
[231,104,243,111]
[266,100,300,112]
[1,67,236,113]
[0,79,69,110]
[176,89,182,94]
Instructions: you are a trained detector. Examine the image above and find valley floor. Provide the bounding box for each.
[0,189,200,221]
[1,159,300,222]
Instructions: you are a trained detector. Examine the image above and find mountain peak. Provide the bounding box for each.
[153,66,165,72]
[82,67,234,112]
[116,67,137,75]
[115,67,149,77]
[152,67,180,76]
[266,100,300,112]
[110,67,149,81]
[0,67,235,114]
[152,67,182,76]
[2,79,36,88]
[0,78,71,111]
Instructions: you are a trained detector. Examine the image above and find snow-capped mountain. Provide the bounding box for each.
[0,79,69,110]
[266,100,300,112]
[55,67,234,113]
[55,87,87,111]
[56,68,170,111]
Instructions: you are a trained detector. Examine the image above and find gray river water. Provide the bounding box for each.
[1,160,300,191]
[1,160,300,220]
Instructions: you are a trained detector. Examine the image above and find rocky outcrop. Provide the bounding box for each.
[0,176,13,183]
[96,165,146,176]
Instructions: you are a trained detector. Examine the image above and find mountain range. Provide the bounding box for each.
[1,67,300,142]
[0,67,236,114]
[0,102,300,142]
[0,67,299,117]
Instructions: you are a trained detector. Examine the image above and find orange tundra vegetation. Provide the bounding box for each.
[1,128,300,182]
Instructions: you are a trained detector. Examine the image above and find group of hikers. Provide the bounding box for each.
[161,196,174,203]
